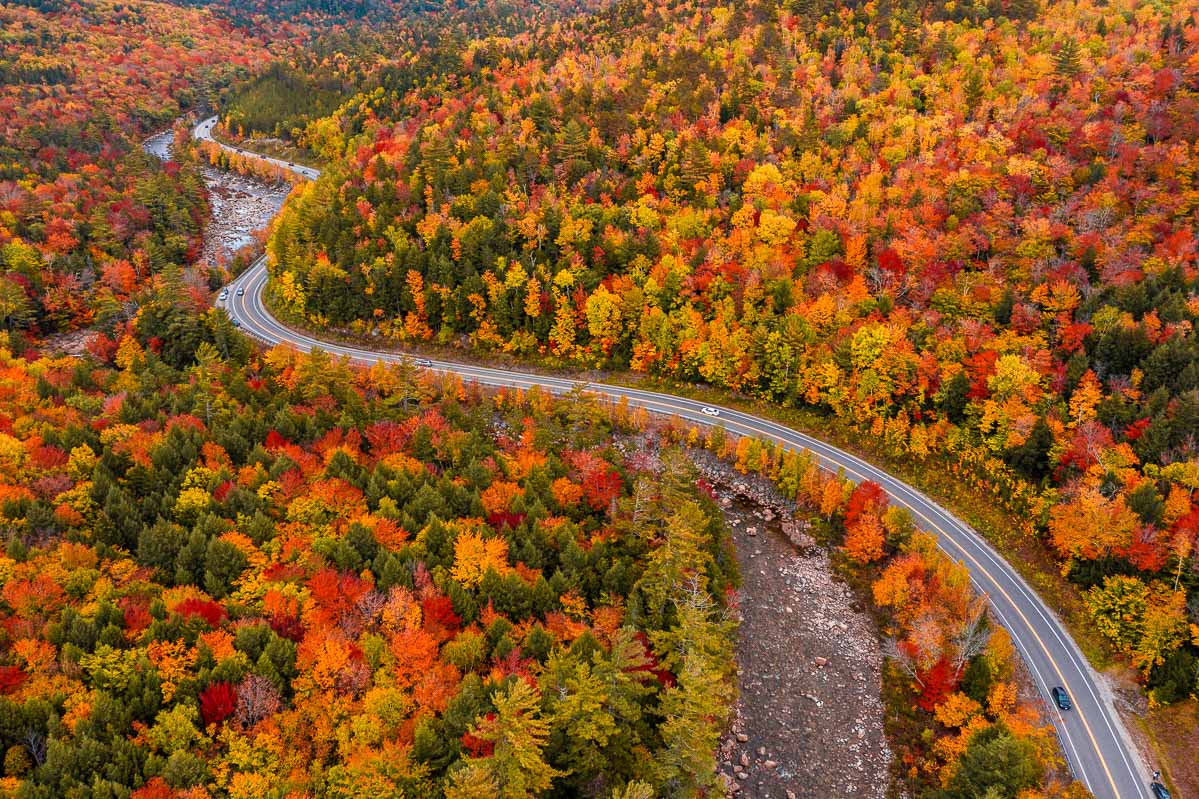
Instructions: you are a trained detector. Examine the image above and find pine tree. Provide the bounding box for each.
[596,626,653,721]
[633,500,714,627]
[0,278,34,331]
[788,0,820,30]
[1007,0,1038,21]
[651,598,734,795]
[797,103,820,152]
[946,724,1041,798]
[445,763,500,799]
[462,680,562,799]
[422,131,453,190]
[204,537,247,599]
[1005,416,1054,482]
[542,652,618,783]
[557,120,590,168]
[1054,38,1082,81]
[609,782,655,799]
[964,69,984,118]
[679,139,711,195]
[1159,22,1174,52]
[191,342,223,426]
[939,369,972,424]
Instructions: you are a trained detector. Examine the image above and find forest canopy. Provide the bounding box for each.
[0,341,739,798]
[0,0,1197,793]
[263,0,1199,703]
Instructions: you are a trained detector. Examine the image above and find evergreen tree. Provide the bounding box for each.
[0,278,34,331]
[1005,416,1054,482]
[609,782,655,799]
[964,69,984,118]
[797,103,820,152]
[459,680,562,799]
[939,370,973,424]
[204,538,248,599]
[679,139,711,197]
[1007,0,1038,20]
[651,597,734,795]
[557,120,589,165]
[445,763,500,799]
[1054,38,1082,81]
[946,724,1041,799]
[542,652,618,785]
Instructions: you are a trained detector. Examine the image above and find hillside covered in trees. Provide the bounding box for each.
[0,0,281,343]
[214,0,618,145]
[0,330,743,797]
[1,0,1198,792]
[0,293,1082,798]
[266,0,1199,704]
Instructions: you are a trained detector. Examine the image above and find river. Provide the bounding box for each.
[143,128,290,270]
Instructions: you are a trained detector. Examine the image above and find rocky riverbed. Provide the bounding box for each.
[143,129,289,269]
[690,450,893,799]
[144,121,897,797]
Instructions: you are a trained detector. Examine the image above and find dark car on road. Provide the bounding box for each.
[1050,686,1071,711]
[1151,782,1170,799]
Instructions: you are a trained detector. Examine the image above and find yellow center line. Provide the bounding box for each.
[698,414,1123,799]
[236,265,1130,799]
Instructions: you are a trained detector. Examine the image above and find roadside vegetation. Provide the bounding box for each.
[0,0,1197,794]
[664,420,1089,798]
[0,340,739,797]
[262,0,1199,722]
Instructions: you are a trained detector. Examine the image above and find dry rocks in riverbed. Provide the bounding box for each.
[142,129,290,270]
[693,451,892,799]
[198,170,289,268]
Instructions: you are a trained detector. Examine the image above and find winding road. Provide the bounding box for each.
[196,116,1154,799]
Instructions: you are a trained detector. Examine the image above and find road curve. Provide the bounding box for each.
[197,116,1152,799]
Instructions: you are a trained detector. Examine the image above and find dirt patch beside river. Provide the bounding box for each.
[689,451,893,799]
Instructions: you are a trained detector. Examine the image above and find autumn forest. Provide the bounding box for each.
[1,0,1198,797]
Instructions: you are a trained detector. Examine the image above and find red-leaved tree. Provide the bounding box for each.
[200,681,237,726]
[174,597,226,627]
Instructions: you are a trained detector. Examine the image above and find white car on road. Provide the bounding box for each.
[701,406,721,417]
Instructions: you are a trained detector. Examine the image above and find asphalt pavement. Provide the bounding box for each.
[197,116,1154,799]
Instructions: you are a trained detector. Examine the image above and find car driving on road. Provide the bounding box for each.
[237,287,245,296]
[414,358,433,368]
[700,406,720,417]
[1051,686,1071,711]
